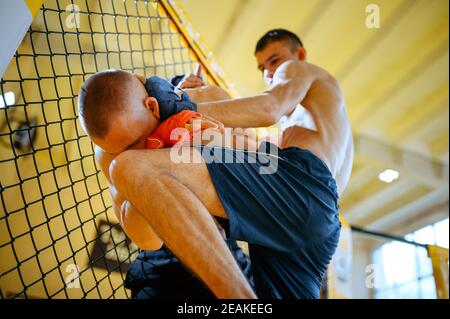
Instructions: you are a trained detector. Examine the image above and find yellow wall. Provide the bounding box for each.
[0,0,203,298]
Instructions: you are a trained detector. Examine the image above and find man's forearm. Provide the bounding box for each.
[197,62,317,128]
[185,85,231,103]
[197,94,276,128]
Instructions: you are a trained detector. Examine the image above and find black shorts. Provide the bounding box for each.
[125,239,253,299]
[198,142,341,299]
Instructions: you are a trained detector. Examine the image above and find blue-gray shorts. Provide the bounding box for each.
[198,142,341,299]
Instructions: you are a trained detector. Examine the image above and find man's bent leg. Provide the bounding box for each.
[110,149,255,298]
[114,147,228,219]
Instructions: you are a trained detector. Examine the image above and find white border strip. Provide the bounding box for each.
[0,1,33,78]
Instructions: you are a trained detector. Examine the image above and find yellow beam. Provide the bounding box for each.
[386,83,449,141]
[356,185,431,226]
[354,134,449,189]
[339,174,388,213]
[159,0,236,96]
[24,0,44,18]
[427,245,449,299]
[429,131,449,158]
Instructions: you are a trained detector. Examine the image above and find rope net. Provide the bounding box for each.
[0,0,214,299]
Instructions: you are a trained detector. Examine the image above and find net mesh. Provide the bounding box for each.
[0,0,214,299]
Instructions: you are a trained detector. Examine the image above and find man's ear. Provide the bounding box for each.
[144,96,160,120]
[298,47,307,61]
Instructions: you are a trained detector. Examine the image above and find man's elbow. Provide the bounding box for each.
[262,94,284,126]
[263,112,281,127]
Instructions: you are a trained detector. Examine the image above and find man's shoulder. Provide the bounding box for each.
[94,145,110,163]
[94,146,119,177]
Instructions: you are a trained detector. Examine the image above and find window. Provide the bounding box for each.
[372,217,449,299]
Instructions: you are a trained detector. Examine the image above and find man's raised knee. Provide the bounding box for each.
[109,150,163,191]
[108,150,157,194]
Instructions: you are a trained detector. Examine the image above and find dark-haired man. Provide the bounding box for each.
[255,29,307,86]
[254,29,354,295]
[255,29,315,135]
[254,29,353,193]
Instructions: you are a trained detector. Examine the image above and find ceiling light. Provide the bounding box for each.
[378,169,400,183]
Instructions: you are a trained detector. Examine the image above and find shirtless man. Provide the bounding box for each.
[254,29,353,195]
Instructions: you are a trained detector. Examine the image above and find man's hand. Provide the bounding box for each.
[183,116,262,151]
[134,65,205,90]
[177,64,205,89]
[184,114,225,134]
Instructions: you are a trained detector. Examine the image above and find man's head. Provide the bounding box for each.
[78,69,161,154]
[255,29,307,86]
